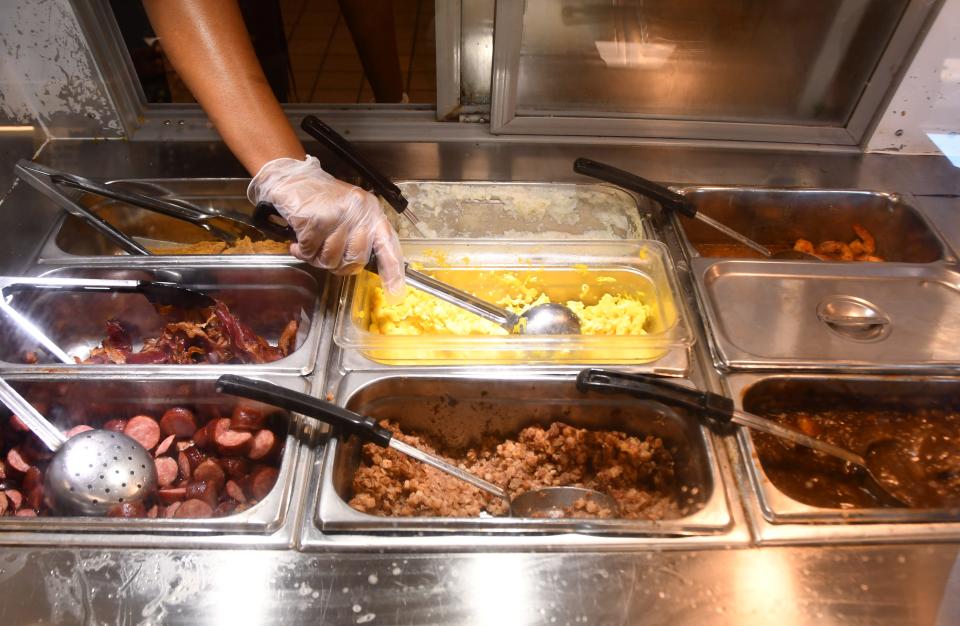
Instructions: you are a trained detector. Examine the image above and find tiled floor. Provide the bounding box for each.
[280,0,436,104]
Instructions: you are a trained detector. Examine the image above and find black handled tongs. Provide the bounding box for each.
[253,115,425,237]
[573,158,772,257]
[15,160,291,255]
[575,369,867,466]
[0,276,215,364]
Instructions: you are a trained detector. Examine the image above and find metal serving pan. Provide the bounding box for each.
[671,187,951,263]
[390,181,651,239]
[39,179,651,260]
[0,265,325,375]
[725,373,960,526]
[315,374,731,535]
[696,261,960,372]
[0,374,304,534]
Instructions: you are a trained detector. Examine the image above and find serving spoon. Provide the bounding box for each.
[216,375,617,517]
[576,369,907,507]
[364,256,582,335]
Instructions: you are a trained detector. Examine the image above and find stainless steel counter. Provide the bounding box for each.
[0,138,958,625]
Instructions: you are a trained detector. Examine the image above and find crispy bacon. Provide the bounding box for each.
[83,300,292,365]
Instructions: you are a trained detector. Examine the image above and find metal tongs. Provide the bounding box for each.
[0,276,215,364]
[15,160,290,255]
[576,369,906,506]
[252,115,425,237]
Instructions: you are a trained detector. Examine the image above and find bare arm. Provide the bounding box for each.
[143,0,304,174]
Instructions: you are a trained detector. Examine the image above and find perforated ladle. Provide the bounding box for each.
[216,375,617,517]
[0,377,158,515]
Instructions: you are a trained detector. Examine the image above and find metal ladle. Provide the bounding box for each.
[0,378,158,515]
[365,256,582,335]
[216,375,618,517]
[576,369,907,507]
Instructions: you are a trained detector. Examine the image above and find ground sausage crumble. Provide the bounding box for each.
[349,421,694,519]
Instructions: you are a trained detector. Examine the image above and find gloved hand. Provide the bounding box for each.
[247,155,405,295]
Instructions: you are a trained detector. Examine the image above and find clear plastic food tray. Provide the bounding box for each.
[333,240,693,365]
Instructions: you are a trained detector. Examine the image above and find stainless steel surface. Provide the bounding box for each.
[0,374,303,534]
[0,139,959,622]
[44,429,158,516]
[724,373,960,534]
[316,374,730,536]
[697,261,960,371]
[674,186,950,263]
[0,265,325,375]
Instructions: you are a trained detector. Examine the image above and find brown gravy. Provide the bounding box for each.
[751,407,960,509]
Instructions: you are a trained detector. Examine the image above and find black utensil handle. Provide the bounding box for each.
[573,158,695,218]
[576,369,734,424]
[252,202,297,240]
[300,115,409,215]
[216,375,393,447]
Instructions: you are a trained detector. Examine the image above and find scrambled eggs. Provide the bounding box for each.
[368,271,653,336]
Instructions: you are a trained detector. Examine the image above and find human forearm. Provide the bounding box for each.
[143,0,304,174]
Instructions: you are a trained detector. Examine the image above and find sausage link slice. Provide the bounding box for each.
[154,434,176,458]
[102,419,127,433]
[174,498,214,518]
[251,467,280,500]
[123,415,161,451]
[158,487,187,504]
[230,405,267,431]
[192,460,226,492]
[5,489,23,510]
[163,501,182,518]
[160,407,197,438]
[216,429,253,456]
[247,429,277,461]
[65,425,95,438]
[6,448,30,474]
[154,457,179,488]
[225,480,247,504]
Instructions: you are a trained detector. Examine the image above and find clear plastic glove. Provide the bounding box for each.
[247,155,405,295]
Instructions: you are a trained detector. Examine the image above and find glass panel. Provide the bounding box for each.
[108,0,436,104]
[515,0,909,125]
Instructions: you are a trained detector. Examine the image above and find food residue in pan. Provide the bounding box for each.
[145,237,290,255]
[80,300,298,365]
[349,421,695,519]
